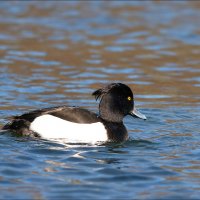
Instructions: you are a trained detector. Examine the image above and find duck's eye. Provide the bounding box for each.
[127,96,132,101]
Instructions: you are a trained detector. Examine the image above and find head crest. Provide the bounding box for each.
[92,83,122,101]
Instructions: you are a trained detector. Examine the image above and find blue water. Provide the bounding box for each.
[0,1,200,199]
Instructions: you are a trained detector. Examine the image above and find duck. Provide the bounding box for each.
[2,83,146,143]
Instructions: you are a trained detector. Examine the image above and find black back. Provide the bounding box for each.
[2,106,100,135]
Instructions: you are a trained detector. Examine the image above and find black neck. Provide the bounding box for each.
[100,119,128,143]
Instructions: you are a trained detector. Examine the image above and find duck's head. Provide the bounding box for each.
[92,83,146,122]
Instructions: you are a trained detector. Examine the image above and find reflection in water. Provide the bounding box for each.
[0,1,200,199]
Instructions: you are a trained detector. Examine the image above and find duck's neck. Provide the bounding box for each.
[100,119,128,143]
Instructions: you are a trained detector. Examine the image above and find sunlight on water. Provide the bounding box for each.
[0,1,200,199]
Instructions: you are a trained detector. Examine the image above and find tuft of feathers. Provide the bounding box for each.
[92,83,122,101]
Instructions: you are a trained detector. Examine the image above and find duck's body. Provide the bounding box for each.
[2,83,146,143]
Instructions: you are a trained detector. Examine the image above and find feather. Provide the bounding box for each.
[92,83,121,101]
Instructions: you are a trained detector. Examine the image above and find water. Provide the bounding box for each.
[0,1,200,199]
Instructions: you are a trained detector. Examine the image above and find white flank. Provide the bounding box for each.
[30,114,108,143]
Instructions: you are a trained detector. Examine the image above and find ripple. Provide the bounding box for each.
[105,46,134,52]
[8,50,46,57]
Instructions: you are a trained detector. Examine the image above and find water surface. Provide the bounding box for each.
[0,1,200,199]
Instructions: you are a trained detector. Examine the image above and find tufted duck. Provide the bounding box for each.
[2,83,146,143]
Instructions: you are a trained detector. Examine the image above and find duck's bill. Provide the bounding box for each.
[129,108,147,120]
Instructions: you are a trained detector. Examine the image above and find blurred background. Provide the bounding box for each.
[0,1,200,199]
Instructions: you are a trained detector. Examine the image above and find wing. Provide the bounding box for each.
[3,106,100,131]
[48,106,100,123]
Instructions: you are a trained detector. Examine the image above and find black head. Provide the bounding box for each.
[92,83,146,122]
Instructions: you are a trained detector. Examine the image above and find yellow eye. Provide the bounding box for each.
[127,96,132,101]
